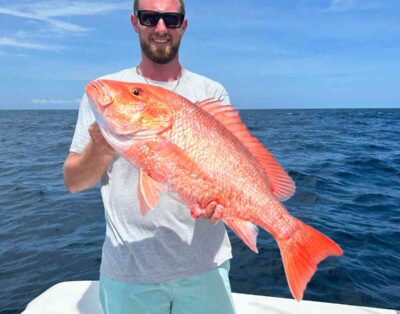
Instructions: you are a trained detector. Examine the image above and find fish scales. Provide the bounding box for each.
[167,99,270,207]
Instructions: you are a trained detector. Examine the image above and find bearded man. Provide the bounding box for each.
[64,1,236,313]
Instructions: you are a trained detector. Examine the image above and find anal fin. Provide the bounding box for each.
[223,218,259,253]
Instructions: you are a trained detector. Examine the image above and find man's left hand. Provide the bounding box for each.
[190,201,224,224]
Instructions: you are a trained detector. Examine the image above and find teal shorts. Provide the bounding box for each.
[99,261,237,314]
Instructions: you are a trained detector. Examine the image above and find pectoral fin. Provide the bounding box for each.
[138,169,167,216]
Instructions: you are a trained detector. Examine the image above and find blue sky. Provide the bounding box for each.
[0,0,399,109]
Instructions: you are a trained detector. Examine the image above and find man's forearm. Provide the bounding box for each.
[63,140,114,193]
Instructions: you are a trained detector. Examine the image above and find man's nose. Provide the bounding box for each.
[155,17,168,33]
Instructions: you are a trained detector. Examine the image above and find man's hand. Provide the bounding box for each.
[63,122,116,193]
[88,122,116,156]
[190,201,224,225]
[203,201,224,224]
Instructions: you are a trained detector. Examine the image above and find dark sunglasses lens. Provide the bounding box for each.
[139,12,160,26]
[137,11,184,28]
[162,13,183,28]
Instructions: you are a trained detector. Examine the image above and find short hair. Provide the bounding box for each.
[133,0,185,15]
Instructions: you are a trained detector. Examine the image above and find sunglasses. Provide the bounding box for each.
[135,10,185,29]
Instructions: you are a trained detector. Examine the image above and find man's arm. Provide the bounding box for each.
[64,122,115,193]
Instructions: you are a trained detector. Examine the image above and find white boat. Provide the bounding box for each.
[22,281,397,314]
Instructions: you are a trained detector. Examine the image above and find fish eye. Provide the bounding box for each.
[131,87,144,97]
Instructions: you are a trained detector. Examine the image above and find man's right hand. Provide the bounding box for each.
[88,122,116,156]
[63,122,116,193]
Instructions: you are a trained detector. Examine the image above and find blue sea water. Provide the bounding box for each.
[0,109,399,313]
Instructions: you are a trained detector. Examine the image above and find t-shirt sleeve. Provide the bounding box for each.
[206,79,231,106]
[70,93,95,153]
[215,84,231,106]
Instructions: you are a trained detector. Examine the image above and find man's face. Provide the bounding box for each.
[131,0,187,64]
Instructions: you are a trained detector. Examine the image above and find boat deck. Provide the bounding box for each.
[22,281,398,314]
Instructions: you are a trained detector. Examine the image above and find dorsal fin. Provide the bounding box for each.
[196,99,296,201]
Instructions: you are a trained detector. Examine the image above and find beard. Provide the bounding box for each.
[139,35,181,64]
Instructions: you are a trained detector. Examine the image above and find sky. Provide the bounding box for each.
[0,0,399,110]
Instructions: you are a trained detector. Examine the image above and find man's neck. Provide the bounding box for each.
[138,57,182,82]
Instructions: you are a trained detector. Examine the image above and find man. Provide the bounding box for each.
[63,0,236,313]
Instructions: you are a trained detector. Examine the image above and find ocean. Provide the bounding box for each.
[0,109,399,313]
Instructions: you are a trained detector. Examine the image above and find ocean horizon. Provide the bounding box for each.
[0,107,399,111]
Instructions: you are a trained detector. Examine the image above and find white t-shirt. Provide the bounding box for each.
[70,67,233,283]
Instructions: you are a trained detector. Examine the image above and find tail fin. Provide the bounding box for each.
[276,220,343,301]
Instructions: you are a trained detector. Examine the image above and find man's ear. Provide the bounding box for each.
[181,19,188,33]
[131,14,139,33]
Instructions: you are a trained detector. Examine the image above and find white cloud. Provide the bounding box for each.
[329,0,357,11]
[32,98,81,105]
[0,36,62,51]
[324,0,380,12]
[28,1,130,18]
[0,7,87,33]
[0,1,129,33]
[0,1,130,52]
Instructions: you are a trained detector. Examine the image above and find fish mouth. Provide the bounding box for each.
[85,80,114,110]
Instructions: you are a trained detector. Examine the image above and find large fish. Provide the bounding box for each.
[85,79,343,300]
